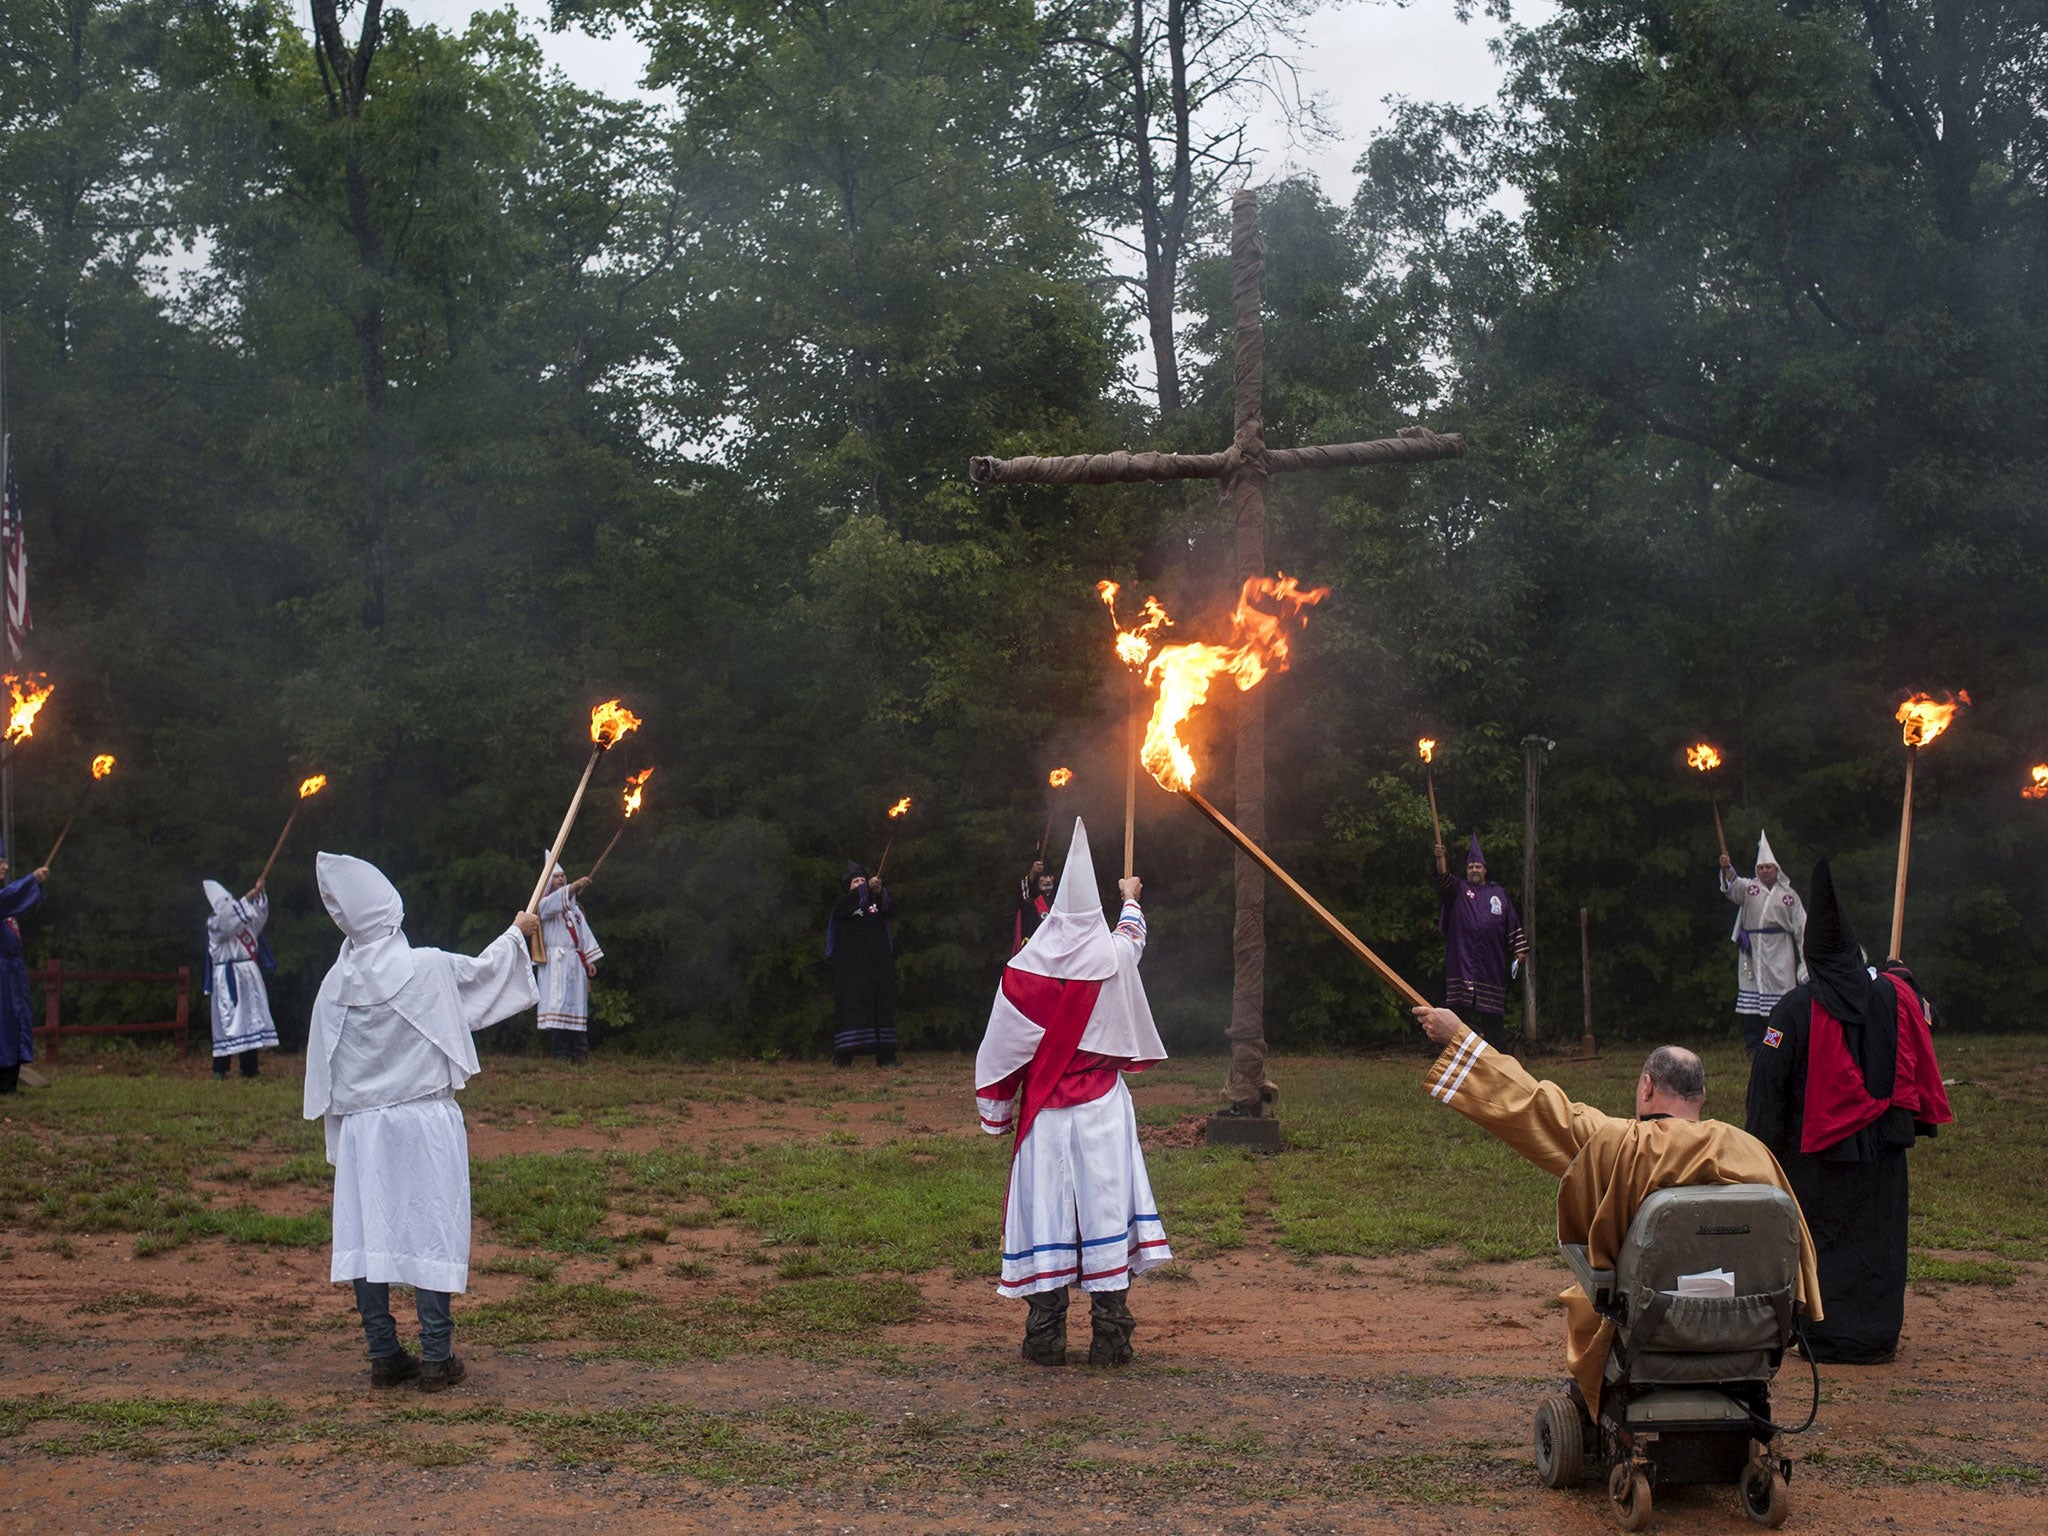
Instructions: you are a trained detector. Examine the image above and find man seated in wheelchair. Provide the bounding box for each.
[1412,1006,1822,1426]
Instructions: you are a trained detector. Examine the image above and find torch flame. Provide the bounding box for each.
[623,767,654,818]
[1141,574,1331,793]
[1417,738,1436,765]
[1686,743,1722,773]
[590,699,643,750]
[91,754,115,780]
[1048,767,1073,788]
[1896,689,1969,748]
[887,796,911,819]
[2025,765,2048,801]
[3,673,53,744]
[298,774,328,799]
[1099,581,1174,670]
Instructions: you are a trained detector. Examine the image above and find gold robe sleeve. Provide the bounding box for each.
[1422,1026,1625,1176]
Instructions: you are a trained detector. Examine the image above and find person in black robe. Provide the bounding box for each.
[828,862,896,1067]
[1746,860,1952,1363]
[1012,859,1054,955]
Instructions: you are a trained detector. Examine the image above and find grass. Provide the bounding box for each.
[8,1037,2045,1295]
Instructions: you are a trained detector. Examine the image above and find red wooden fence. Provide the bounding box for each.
[28,960,192,1060]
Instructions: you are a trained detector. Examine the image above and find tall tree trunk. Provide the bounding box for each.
[311,0,391,630]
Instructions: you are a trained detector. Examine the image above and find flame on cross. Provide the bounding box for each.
[91,754,116,779]
[590,699,643,750]
[623,767,654,818]
[1686,743,1722,772]
[3,673,53,744]
[1141,574,1330,793]
[1896,690,1969,748]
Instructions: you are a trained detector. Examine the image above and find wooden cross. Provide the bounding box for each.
[970,191,1467,1119]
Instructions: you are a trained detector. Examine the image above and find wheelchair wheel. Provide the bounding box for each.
[1533,1395,1586,1488]
[1608,1463,1652,1531]
[1740,1457,1790,1527]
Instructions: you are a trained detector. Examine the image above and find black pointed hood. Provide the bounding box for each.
[1803,860,1883,1031]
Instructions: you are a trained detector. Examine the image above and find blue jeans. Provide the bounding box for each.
[352,1279,454,1362]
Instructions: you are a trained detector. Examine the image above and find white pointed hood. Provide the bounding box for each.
[202,879,232,912]
[1007,818,1119,982]
[976,818,1165,1093]
[316,852,417,1006]
[1756,830,1778,870]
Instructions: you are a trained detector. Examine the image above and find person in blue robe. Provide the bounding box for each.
[0,840,49,1094]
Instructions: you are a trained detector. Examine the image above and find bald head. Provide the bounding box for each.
[1637,1045,1706,1120]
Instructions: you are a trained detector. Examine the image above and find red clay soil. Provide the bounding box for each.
[2,1063,2042,1535]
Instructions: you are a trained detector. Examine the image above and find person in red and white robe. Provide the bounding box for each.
[975,818,1170,1367]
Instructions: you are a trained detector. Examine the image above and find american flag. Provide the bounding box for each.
[1,435,26,661]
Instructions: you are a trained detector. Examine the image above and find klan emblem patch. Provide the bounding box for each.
[1489,895,1502,915]
[1763,1027,1784,1050]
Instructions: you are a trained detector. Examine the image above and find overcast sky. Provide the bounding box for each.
[394,0,1539,205]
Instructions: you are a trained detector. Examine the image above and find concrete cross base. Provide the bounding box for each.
[1204,1112,1282,1152]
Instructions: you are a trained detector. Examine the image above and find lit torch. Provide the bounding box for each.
[256,772,328,887]
[1418,737,1442,847]
[585,767,654,883]
[40,752,118,869]
[1143,576,1430,1009]
[526,700,642,959]
[2025,765,2048,801]
[1686,742,1729,861]
[1098,580,1173,878]
[1038,767,1074,860]
[874,795,912,880]
[4,673,54,744]
[1889,690,1968,961]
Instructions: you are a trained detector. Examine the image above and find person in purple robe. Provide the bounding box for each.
[0,841,50,1094]
[1431,832,1527,1051]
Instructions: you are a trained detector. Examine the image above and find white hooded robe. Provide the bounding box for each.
[974,819,1171,1298]
[535,878,602,1032]
[303,853,538,1292]
[204,880,278,1056]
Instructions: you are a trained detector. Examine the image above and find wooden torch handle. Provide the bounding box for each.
[1124,672,1138,880]
[584,822,627,883]
[1425,766,1442,849]
[1709,784,1729,863]
[1889,745,1915,961]
[1181,787,1432,1009]
[527,745,604,961]
[256,802,302,889]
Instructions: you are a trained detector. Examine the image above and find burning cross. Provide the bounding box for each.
[971,191,1467,1119]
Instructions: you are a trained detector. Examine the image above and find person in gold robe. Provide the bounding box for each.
[1413,1006,1823,1413]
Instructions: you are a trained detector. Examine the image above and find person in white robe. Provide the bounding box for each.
[535,864,602,1061]
[303,852,540,1392]
[1718,830,1807,1054]
[204,878,278,1078]
[974,818,1170,1367]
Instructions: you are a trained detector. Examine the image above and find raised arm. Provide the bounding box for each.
[1719,856,1747,904]
[448,916,543,1032]
[1113,876,1145,962]
[1414,1007,1623,1177]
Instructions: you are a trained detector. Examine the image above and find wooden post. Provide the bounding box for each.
[1578,907,1597,1058]
[1521,736,1550,1043]
[1889,744,1917,961]
[174,965,190,1058]
[44,956,60,1062]
[1181,789,1431,1009]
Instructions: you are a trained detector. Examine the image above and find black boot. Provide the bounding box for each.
[418,1354,468,1393]
[369,1348,420,1389]
[1021,1287,1069,1366]
[1087,1287,1135,1366]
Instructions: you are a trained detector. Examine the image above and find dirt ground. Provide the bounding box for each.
[3,1058,2043,1534]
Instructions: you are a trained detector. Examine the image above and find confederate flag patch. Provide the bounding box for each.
[1763,1027,1784,1049]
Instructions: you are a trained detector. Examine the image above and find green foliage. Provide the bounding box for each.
[0,0,2042,1056]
